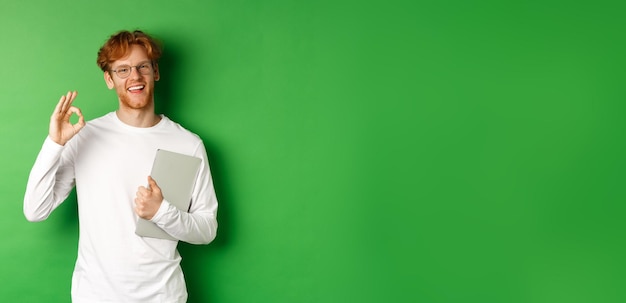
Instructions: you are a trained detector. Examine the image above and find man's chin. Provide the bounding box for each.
[119,95,152,110]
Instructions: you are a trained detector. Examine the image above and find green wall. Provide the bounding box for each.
[2,0,626,302]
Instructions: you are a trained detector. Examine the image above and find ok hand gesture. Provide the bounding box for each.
[50,91,85,146]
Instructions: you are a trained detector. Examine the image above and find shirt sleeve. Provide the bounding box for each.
[149,142,218,245]
[24,136,76,222]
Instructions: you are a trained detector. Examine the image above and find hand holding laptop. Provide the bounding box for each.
[135,176,163,220]
[135,149,202,240]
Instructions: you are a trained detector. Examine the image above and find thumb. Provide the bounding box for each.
[147,176,160,191]
[73,106,86,131]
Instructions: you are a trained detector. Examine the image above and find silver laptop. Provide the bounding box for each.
[135,149,202,240]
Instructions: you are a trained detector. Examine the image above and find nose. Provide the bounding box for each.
[129,66,142,79]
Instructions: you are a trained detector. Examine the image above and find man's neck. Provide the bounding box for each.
[115,108,161,128]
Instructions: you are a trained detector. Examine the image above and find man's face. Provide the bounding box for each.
[104,44,160,111]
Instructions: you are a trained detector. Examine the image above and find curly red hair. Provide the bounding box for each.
[96,30,162,72]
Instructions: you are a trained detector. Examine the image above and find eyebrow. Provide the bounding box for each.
[112,60,152,69]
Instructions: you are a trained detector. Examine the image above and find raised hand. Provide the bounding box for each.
[135,176,164,220]
[49,91,86,146]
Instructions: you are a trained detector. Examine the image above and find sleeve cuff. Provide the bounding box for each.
[150,199,173,223]
[43,136,65,151]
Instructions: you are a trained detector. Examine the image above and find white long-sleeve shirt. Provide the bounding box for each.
[24,112,218,303]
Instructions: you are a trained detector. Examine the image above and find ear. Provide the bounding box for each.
[104,71,115,89]
[153,63,160,82]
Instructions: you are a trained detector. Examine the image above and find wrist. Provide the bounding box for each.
[46,135,66,147]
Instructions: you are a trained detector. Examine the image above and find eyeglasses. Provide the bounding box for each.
[110,62,154,79]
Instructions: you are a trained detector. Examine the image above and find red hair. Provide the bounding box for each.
[96,30,162,72]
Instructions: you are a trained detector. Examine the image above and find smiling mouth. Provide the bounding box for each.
[128,85,145,92]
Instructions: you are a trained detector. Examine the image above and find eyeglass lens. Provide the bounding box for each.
[113,63,152,78]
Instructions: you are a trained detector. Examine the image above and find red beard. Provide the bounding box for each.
[118,88,154,110]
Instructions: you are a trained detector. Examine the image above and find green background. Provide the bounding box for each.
[1,0,625,302]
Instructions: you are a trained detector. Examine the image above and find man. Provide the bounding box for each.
[24,30,218,302]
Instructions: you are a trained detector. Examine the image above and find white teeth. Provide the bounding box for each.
[128,85,144,91]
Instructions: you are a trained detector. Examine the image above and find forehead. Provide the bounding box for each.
[111,45,150,66]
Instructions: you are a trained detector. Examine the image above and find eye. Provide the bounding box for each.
[116,66,130,73]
